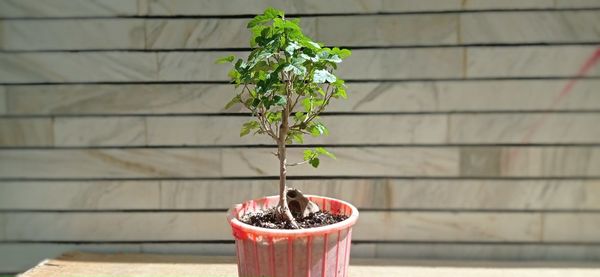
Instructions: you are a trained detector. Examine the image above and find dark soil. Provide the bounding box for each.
[240,208,349,229]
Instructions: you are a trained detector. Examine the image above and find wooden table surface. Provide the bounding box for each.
[20,252,600,277]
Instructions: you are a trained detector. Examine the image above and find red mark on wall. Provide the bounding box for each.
[503,47,600,172]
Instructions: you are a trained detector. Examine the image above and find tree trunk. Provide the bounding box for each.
[277,106,299,228]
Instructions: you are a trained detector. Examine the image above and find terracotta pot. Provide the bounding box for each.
[227,195,359,277]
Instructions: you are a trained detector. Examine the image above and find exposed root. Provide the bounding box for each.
[286,188,320,218]
[275,187,322,229]
[277,195,299,229]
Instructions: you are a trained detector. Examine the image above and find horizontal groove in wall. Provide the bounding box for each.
[2,7,600,20]
[2,110,600,118]
[1,143,599,150]
[3,76,599,86]
[2,42,600,53]
[1,176,599,182]
[2,240,600,246]
[2,208,600,213]
[0,240,235,244]
[354,241,600,246]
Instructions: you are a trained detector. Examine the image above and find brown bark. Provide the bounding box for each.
[277,104,299,229]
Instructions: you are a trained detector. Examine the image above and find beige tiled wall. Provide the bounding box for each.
[1,0,600,273]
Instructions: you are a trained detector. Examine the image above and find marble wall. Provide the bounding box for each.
[1,0,600,273]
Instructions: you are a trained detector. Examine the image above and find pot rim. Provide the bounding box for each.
[227,195,359,238]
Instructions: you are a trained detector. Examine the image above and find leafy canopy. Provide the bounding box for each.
[217,7,351,167]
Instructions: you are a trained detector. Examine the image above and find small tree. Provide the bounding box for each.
[217,8,351,228]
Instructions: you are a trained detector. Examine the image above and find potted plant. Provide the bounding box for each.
[217,8,359,277]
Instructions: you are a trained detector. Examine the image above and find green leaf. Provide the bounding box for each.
[330,47,352,59]
[264,7,284,18]
[234,59,247,71]
[315,147,336,159]
[267,111,282,123]
[308,41,322,49]
[302,97,311,112]
[327,55,342,63]
[294,111,304,121]
[254,31,278,48]
[233,59,250,82]
[303,149,315,161]
[247,17,269,28]
[312,98,325,107]
[273,95,287,106]
[332,79,347,99]
[247,7,284,28]
[273,18,301,35]
[227,69,240,82]
[313,69,337,84]
[309,157,320,168]
[240,121,260,137]
[316,87,326,96]
[249,25,267,47]
[335,87,347,99]
[285,41,301,55]
[251,97,261,108]
[248,49,274,68]
[260,96,273,109]
[319,51,342,63]
[215,55,235,64]
[308,126,319,136]
[299,39,322,51]
[317,123,329,135]
[300,53,318,62]
[289,132,304,144]
[249,88,257,98]
[303,149,320,168]
[283,63,307,76]
[224,95,241,109]
[308,122,328,137]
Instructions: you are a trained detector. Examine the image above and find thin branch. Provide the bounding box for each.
[257,111,278,140]
[289,82,334,129]
[288,129,311,135]
[239,84,253,110]
[240,85,277,141]
[269,116,278,138]
[286,160,309,166]
[302,83,333,124]
[290,93,301,112]
[250,95,278,140]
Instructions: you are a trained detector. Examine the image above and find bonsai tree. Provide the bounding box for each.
[217,8,351,228]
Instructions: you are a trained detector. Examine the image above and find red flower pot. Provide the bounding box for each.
[227,195,359,277]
